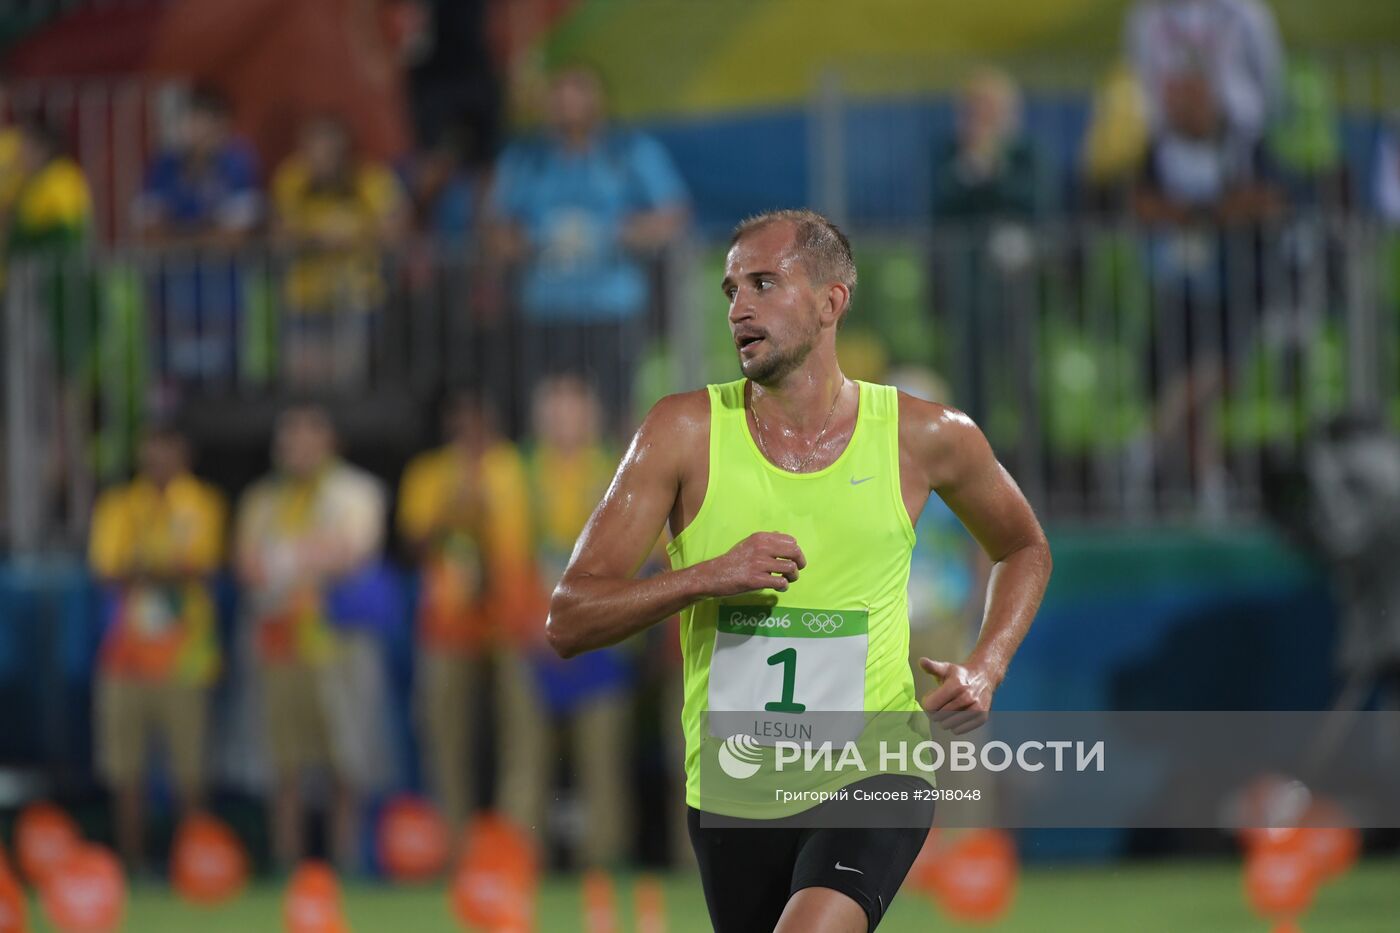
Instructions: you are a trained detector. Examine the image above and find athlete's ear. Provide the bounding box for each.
[823,282,850,326]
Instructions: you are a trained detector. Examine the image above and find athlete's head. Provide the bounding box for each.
[723,209,856,384]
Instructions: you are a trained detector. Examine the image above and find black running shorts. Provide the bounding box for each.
[687,774,935,932]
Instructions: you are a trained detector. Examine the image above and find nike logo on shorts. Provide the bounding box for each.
[834,861,863,874]
[849,476,874,486]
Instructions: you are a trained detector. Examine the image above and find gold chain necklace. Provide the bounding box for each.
[750,378,846,472]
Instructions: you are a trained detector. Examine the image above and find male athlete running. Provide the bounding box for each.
[546,209,1051,932]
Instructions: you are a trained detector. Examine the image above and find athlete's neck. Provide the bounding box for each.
[748,363,850,433]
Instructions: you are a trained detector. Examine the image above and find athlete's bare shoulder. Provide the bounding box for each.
[635,389,709,449]
[895,389,993,492]
[624,388,711,480]
[642,388,710,430]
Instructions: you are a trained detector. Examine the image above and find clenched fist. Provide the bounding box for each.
[701,532,807,597]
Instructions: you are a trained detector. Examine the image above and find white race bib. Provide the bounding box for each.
[708,604,869,745]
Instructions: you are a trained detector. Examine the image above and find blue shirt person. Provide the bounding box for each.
[133,86,261,390]
[486,65,688,433]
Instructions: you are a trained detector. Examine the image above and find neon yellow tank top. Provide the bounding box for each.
[666,379,921,809]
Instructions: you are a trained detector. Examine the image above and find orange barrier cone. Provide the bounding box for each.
[284,861,350,933]
[377,795,450,883]
[38,844,124,933]
[633,874,666,933]
[0,861,28,933]
[582,870,618,933]
[170,813,249,906]
[15,803,80,886]
[929,828,1017,923]
[449,813,537,932]
[1244,829,1317,925]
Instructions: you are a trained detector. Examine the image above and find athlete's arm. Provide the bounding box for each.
[900,395,1052,733]
[546,392,808,659]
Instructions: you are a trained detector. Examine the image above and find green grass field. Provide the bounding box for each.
[21,857,1400,932]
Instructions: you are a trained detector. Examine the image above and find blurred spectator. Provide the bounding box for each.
[1080,64,1151,214]
[235,405,388,871]
[1131,68,1284,514]
[929,67,1042,430]
[517,375,633,867]
[88,425,225,870]
[1132,69,1283,228]
[4,119,91,260]
[486,64,688,434]
[134,86,262,391]
[931,67,1044,224]
[272,116,407,389]
[135,87,261,249]
[397,392,534,831]
[1125,0,1284,145]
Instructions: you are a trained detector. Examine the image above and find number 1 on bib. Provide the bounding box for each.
[764,647,806,713]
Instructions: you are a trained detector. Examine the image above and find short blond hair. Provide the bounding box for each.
[731,209,857,311]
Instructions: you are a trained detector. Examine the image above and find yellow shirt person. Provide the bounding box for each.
[272,117,404,314]
[399,420,533,652]
[90,467,225,684]
[87,427,224,867]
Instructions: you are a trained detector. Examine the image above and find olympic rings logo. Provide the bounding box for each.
[801,612,844,634]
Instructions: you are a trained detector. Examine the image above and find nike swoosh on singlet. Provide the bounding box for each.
[849,476,875,486]
[834,861,863,874]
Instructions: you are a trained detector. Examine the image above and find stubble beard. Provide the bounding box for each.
[740,315,822,386]
[742,333,816,385]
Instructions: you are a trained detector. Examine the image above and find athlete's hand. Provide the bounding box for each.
[919,657,994,735]
[702,532,807,596]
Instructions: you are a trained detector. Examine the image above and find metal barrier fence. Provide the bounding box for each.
[1,240,703,552]
[913,216,1400,522]
[4,215,1400,551]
